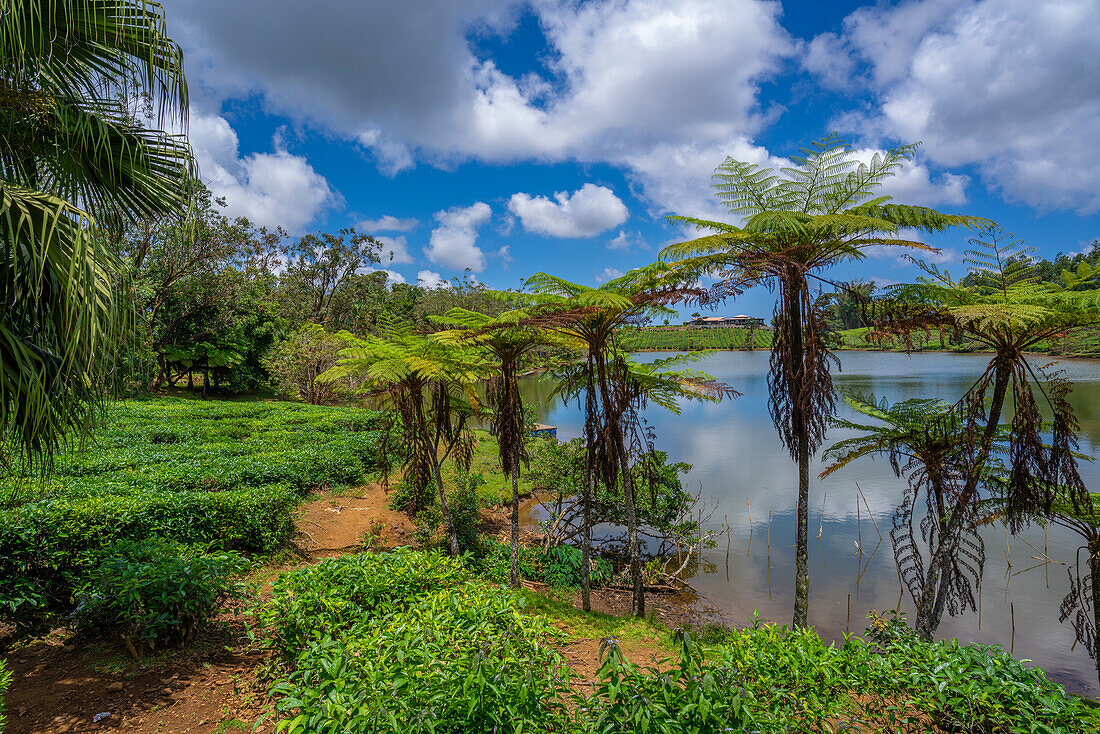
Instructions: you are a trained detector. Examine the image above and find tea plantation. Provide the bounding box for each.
[0,398,388,632]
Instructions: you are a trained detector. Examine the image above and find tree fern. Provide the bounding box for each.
[660,135,985,628]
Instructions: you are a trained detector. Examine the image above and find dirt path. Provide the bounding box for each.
[4,621,269,734]
[295,484,416,554]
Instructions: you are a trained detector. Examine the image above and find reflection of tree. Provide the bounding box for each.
[873,226,1100,637]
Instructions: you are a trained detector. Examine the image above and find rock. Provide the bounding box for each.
[162,687,173,695]
[106,681,124,692]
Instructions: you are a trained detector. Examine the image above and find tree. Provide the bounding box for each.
[117,182,282,390]
[522,268,708,615]
[881,226,1100,637]
[323,321,487,555]
[662,135,984,627]
[266,323,359,404]
[279,228,381,326]
[434,304,556,587]
[1,0,194,466]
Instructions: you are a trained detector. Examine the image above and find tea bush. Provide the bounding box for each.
[579,632,753,733]
[262,549,469,658]
[262,552,1099,733]
[0,398,389,632]
[860,612,1100,733]
[270,584,571,734]
[264,549,572,733]
[0,484,294,634]
[73,538,254,657]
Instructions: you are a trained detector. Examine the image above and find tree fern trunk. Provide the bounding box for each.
[1090,537,1100,687]
[509,460,520,588]
[793,432,810,628]
[620,450,645,617]
[433,460,459,556]
[581,470,593,612]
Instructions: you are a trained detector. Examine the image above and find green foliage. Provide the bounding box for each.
[264,550,571,733]
[2,0,194,467]
[261,550,469,658]
[578,613,1100,734]
[0,482,296,634]
[262,551,1098,733]
[579,632,751,733]
[0,398,387,632]
[0,657,8,733]
[73,538,253,657]
[265,324,362,404]
[475,538,613,588]
[617,326,771,351]
[862,612,1099,733]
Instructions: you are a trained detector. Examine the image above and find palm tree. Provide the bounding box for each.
[434,305,556,587]
[883,226,1100,637]
[323,321,488,555]
[1,1,194,468]
[822,393,1009,634]
[662,135,984,627]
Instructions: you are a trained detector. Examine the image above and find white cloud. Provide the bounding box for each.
[187,112,336,232]
[813,0,1100,214]
[850,148,969,206]
[425,202,493,272]
[360,215,419,232]
[417,270,450,289]
[375,235,413,265]
[169,0,795,216]
[607,229,647,250]
[508,183,629,238]
[594,266,625,283]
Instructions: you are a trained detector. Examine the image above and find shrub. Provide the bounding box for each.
[0,483,296,633]
[265,324,362,404]
[474,538,613,588]
[264,549,570,734]
[270,583,571,734]
[385,479,431,516]
[580,632,752,733]
[261,550,469,659]
[1,398,388,633]
[73,538,253,657]
[861,611,1100,733]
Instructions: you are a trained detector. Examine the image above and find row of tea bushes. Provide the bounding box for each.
[0,398,390,633]
[262,551,1100,733]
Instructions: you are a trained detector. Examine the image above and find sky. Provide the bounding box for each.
[162,0,1100,319]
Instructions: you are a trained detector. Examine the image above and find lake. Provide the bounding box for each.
[522,350,1100,695]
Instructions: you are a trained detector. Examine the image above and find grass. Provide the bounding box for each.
[517,588,673,651]
[441,428,535,506]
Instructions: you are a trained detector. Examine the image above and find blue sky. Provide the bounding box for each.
[163,0,1100,318]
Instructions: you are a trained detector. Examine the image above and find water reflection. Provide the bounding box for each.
[521,351,1100,695]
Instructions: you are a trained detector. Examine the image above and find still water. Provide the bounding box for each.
[521,351,1100,695]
